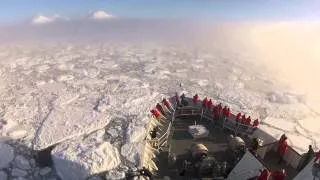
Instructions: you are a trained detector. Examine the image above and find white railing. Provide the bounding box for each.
[147,108,176,150]
[174,106,256,136]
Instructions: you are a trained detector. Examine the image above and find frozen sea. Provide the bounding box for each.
[0,21,319,179]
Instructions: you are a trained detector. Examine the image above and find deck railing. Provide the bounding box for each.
[175,105,256,136]
[146,105,176,150]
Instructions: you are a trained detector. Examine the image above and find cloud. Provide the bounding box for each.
[91,10,112,20]
[32,15,55,24]
[31,14,69,25]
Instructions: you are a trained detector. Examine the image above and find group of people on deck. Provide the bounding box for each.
[192,93,260,131]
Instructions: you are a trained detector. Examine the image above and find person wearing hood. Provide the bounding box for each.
[193,94,199,105]
[156,103,167,116]
[252,119,260,133]
[180,93,188,106]
[151,108,165,121]
[162,98,174,112]
[253,119,259,128]
[278,136,288,164]
[246,116,252,126]
[202,97,208,109]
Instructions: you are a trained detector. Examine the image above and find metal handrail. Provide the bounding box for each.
[146,106,176,149]
[174,106,256,134]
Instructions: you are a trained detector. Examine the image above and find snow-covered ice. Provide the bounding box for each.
[298,117,320,135]
[121,142,144,164]
[263,117,296,132]
[53,138,121,179]
[0,25,319,179]
[125,123,147,143]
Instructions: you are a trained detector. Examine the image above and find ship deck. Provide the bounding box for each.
[155,115,234,180]
[259,150,299,179]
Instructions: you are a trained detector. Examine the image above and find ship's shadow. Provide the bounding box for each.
[2,138,93,180]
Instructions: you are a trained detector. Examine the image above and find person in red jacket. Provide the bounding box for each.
[151,108,165,120]
[241,114,246,124]
[279,134,286,145]
[278,136,288,164]
[252,119,259,133]
[156,103,167,116]
[226,108,231,118]
[222,106,227,116]
[253,119,259,127]
[245,116,252,126]
[224,107,230,123]
[162,98,174,112]
[208,99,213,110]
[257,168,270,180]
[216,103,222,119]
[236,113,241,122]
[271,169,287,180]
[217,103,222,110]
[193,94,199,105]
[213,107,219,125]
[202,97,208,109]
[235,112,241,128]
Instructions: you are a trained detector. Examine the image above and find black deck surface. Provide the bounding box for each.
[154,115,234,180]
[260,150,298,179]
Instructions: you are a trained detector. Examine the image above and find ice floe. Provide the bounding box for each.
[0,41,319,179]
[53,141,121,179]
[121,142,144,165]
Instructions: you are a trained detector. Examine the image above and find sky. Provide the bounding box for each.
[0,0,320,23]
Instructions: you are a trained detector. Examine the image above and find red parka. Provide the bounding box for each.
[253,119,259,127]
[271,170,287,180]
[151,109,161,118]
[162,98,172,109]
[279,140,288,156]
[193,94,199,104]
[257,169,270,180]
